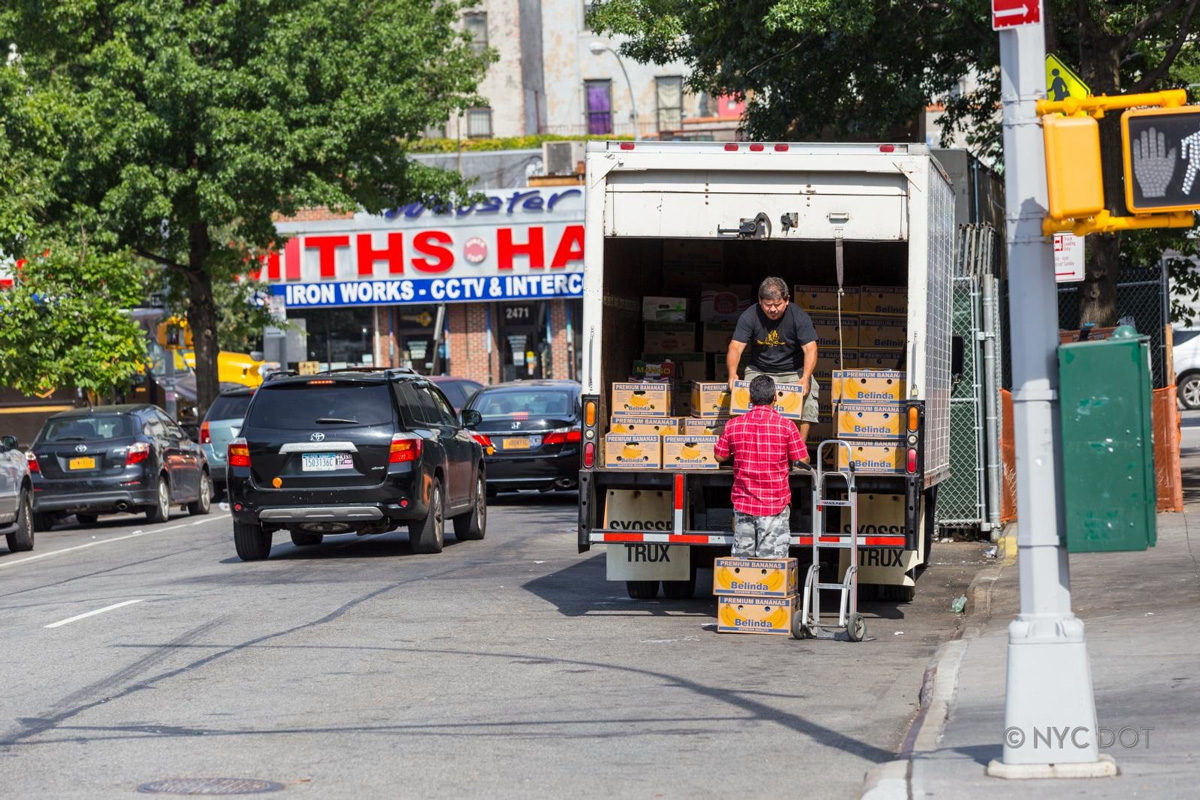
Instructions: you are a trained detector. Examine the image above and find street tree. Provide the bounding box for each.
[589,0,1200,325]
[0,0,490,415]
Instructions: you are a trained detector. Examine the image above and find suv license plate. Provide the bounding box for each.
[301,452,354,472]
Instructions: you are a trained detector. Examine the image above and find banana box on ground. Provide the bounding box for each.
[830,369,905,403]
[860,286,908,316]
[681,416,729,436]
[713,557,799,596]
[604,434,663,469]
[609,416,682,435]
[858,316,907,349]
[837,439,905,473]
[809,312,859,348]
[794,284,860,313]
[716,594,799,635]
[692,382,731,417]
[730,379,805,419]
[612,381,673,416]
[835,402,904,439]
[662,435,721,469]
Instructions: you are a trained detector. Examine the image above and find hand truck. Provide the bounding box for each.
[792,440,866,642]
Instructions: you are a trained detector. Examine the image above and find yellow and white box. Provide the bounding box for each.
[858,349,902,371]
[717,594,799,635]
[604,434,663,469]
[612,381,673,416]
[643,322,696,353]
[794,284,860,313]
[691,382,732,418]
[858,316,907,349]
[837,439,905,474]
[702,322,738,353]
[831,369,905,403]
[859,286,908,316]
[700,283,752,322]
[809,312,860,348]
[644,352,706,382]
[681,416,729,436]
[730,379,806,419]
[713,556,799,597]
[662,435,721,470]
[642,296,688,322]
[609,416,682,435]
[813,349,859,384]
[836,403,904,439]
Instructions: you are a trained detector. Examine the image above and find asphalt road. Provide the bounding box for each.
[0,495,987,799]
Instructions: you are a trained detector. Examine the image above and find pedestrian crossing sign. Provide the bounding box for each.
[1046,54,1090,103]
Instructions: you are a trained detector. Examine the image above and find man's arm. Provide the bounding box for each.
[714,428,732,464]
[786,422,808,465]
[726,340,747,393]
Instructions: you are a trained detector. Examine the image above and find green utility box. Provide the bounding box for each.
[1057,326,1157,552]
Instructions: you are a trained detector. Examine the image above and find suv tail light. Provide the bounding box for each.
[199,421,211,444]
[543,428,582,445]
[26,451,40,474]
[228,438,251,468]
[389,434,422,463]
[126,442,151,465]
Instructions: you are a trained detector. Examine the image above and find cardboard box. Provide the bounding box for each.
[662,434,721,470]
[858,349,903,371]
[831,369,905,403]
[858,316,907,349]
[717,594,799,635]
[807,409,835,442]
[702,322,738,353]
[712,352,749,382]
[612,381,673,416]
[794,284,860,313]
[632,359,675,380]
[643,322,696,354]
[837,439,905,474]
[673,389,694,418]
[644,352,705,383]
[714,557,799,597]
[692,382,732,417]
[835,402,904,439]
[609,416,682,435]
[700,283,752,322]
[642,296,688,322]
[860,286,908,316]
[809,312,859,348]
[730,379,806,419]
[681,416,729,436]
[604,434,663,469]
[813,349,859,384]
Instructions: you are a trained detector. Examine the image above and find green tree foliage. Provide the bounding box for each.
[0,0,491,414]
[589,0,1200,324]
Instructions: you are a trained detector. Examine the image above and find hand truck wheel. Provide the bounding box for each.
[847,612,866,642]
[790,611,810,640]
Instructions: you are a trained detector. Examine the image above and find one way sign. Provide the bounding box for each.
[992,0,1041,30]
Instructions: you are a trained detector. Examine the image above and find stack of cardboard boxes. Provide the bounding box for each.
[713,556,800,635]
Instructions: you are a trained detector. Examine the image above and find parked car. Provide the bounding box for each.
[227,369,487,561]
[1175,328,1200,409]
[428,376,483,413]
[0,433,34,552]
[200,387,255,502]
[29,405,211,529]
[462,380,582,494]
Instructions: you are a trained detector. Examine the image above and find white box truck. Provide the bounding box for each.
[577,141,958,601]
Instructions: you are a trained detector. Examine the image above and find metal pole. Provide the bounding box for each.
[988,17,1113,777]
[981,270,1003,534]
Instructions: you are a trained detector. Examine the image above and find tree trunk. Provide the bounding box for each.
[185,222,220,419]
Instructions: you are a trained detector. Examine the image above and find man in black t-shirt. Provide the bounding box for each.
[726,277,820,442]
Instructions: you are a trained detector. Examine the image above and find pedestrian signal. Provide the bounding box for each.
[156,317,192,349]
[1122,106,1200,213]
[1043,114,1104,220]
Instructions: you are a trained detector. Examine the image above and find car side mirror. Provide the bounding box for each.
[0,435,16,451]
[460,409,482,428]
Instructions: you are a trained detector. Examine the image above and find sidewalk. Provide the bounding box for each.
[865,441,1200,797]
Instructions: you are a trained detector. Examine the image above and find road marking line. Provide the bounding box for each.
[45,598,146,628]
[0,514,228,572]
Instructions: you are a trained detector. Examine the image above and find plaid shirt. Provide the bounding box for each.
[715,405,807,516]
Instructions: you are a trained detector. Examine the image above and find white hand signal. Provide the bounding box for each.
[1132,127,1176,198]
[1181,129,1200,194]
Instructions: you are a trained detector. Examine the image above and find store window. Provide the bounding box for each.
[392,305,440,375]
[497,301,548,381]
[585,80,613,135]
[466,107,493,138]
[290,307,375,370]
[656,76,683,133]
[464,12,488,56]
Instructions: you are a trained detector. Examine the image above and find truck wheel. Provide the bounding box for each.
[452,473,487,541]
[662,568,696,600]
[145,476,171,523]
[847,612,867,642]
[919,486,937,567]
[289,530,323,547]
[187,472,212,516]
[626,580,660,600]
[234,521,272,561]
[5,492,34,552]
[409,479,445,554]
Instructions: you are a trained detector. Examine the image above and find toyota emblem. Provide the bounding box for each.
[310,432,325,442]
[75,444,88,453]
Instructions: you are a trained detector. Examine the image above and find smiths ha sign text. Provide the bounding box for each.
[265,188,584,308]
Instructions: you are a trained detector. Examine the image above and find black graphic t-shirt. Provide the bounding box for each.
[732,303,817,373]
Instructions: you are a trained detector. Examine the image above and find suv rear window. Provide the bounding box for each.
[42,414,134,442]
[206,393,253,422]
[245,382,394,429]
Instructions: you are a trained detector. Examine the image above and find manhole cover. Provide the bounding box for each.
[138,778,285,795]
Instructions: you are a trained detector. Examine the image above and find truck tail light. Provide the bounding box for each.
[585,400,597,428]
[907,406,919,432]
[389,434,422,463]
[228,438,251,468]
[127,442,151,465]
[199,421,211,444]
[584,441,595,468]
[907,447,917,474]
[26,451,40,474]
[543,428,582,445]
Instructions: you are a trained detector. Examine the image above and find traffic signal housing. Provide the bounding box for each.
[1043,114,1104,220]
[1122,106,1200,213]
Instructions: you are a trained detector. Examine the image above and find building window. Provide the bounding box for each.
[585,80,613,135]
[464,12,488,56]
[466,107,492,139]
[656,76,683,133]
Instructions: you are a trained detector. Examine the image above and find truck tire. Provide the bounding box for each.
[187,471,212,516]
[5,492,34,552]
[453,473,487,541]
[289,530,323,547]
[626,580,660,600]
[919,486,937,568]
[234,521,272,561]
[409,479,445,554]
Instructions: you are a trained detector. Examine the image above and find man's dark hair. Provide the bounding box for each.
[758,277,788,300]
[749,374,776,407]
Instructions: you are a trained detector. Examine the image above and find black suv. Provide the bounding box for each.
[227,370,487,560]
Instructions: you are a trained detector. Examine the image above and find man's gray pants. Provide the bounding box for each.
[732,506,792,559]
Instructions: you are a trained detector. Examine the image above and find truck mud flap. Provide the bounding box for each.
[578,471,592,553]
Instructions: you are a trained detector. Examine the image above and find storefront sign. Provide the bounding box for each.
[271,272,583,308]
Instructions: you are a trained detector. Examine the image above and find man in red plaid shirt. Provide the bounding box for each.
[714,375,808,558]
